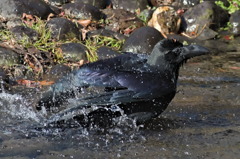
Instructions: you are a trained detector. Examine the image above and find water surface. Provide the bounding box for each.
[0,51,240,159]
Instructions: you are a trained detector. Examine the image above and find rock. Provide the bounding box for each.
[0,22,4,29]
[111,0,150,13]
[0,47,21,67]
[48,4,62,14]
[10,25,39,42]
[102,8,144,33]
[46,64,71,81]
[172,0,200,8]
[229,11,240,36]
[199,40,237,53]
[96,46,120,60]
[0,68,6,80]
[182,1,229,39]
[138,9,154,23]
[87,29,127,40]
[147,6,181,38]
[0,68,9,92]
[195,28,219,40]
[48,0,70,6]
[75,0,111,9]
[62,2,106,20]
[46,18,82,40]
[122,26,164,54]
[10,64,35,80]
[0,0,55,21]
[60,43,88,62]
[6,19,23,28]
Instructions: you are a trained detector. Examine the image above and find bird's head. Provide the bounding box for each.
[147,39,209,74]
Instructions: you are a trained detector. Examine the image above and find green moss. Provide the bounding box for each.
[216,0,240,14]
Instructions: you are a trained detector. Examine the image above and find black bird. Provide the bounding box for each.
[38,39,209,126]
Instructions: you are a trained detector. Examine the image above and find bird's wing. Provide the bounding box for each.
[38,53,149,108]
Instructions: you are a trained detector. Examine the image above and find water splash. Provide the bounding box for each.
[0,92,45,123]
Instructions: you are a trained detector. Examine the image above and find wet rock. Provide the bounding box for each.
[229,11,240,36]
[60,43,88,62]
[96,46,120,60]
[46,18,82,40]
[87,29,127,40]
[182,1,229,39]
[48,0,70,6]
[0,47,21,67]
[102,8,144,33]
[10,26,38,42]
[0,0,55,21]
[111,0,150,13]
[195,28,219,41]
[75,0,111,9]
[62,2,106,20]
[46,64,71,81]
[122,26,164,54]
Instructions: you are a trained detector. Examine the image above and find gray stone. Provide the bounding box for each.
[48,0,70,6]
[60,43,88,62]
[111,0,149,13]
[122,26,164,54]
[46,64,71,81]
[182,1,229,37]
[0,47,21,66]
[87,29,127,40]
[10,25,39,42]
[6,19,23,29]
[62,2,106,20]
[75,0,111,9]
[0,0,54,21]
[230,11,240,35]
[102,8,144,33]
[96,46,120,60]
[46,18,81,40]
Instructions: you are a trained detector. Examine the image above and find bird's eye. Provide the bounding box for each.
[174,48,181,55]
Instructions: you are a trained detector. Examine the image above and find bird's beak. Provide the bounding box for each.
[181,45,210,59]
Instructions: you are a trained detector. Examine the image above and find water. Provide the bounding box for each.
[0,52,240,159]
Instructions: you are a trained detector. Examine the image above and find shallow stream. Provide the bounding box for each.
[0,50,240,159]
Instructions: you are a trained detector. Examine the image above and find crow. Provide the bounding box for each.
[37,39,209,127]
